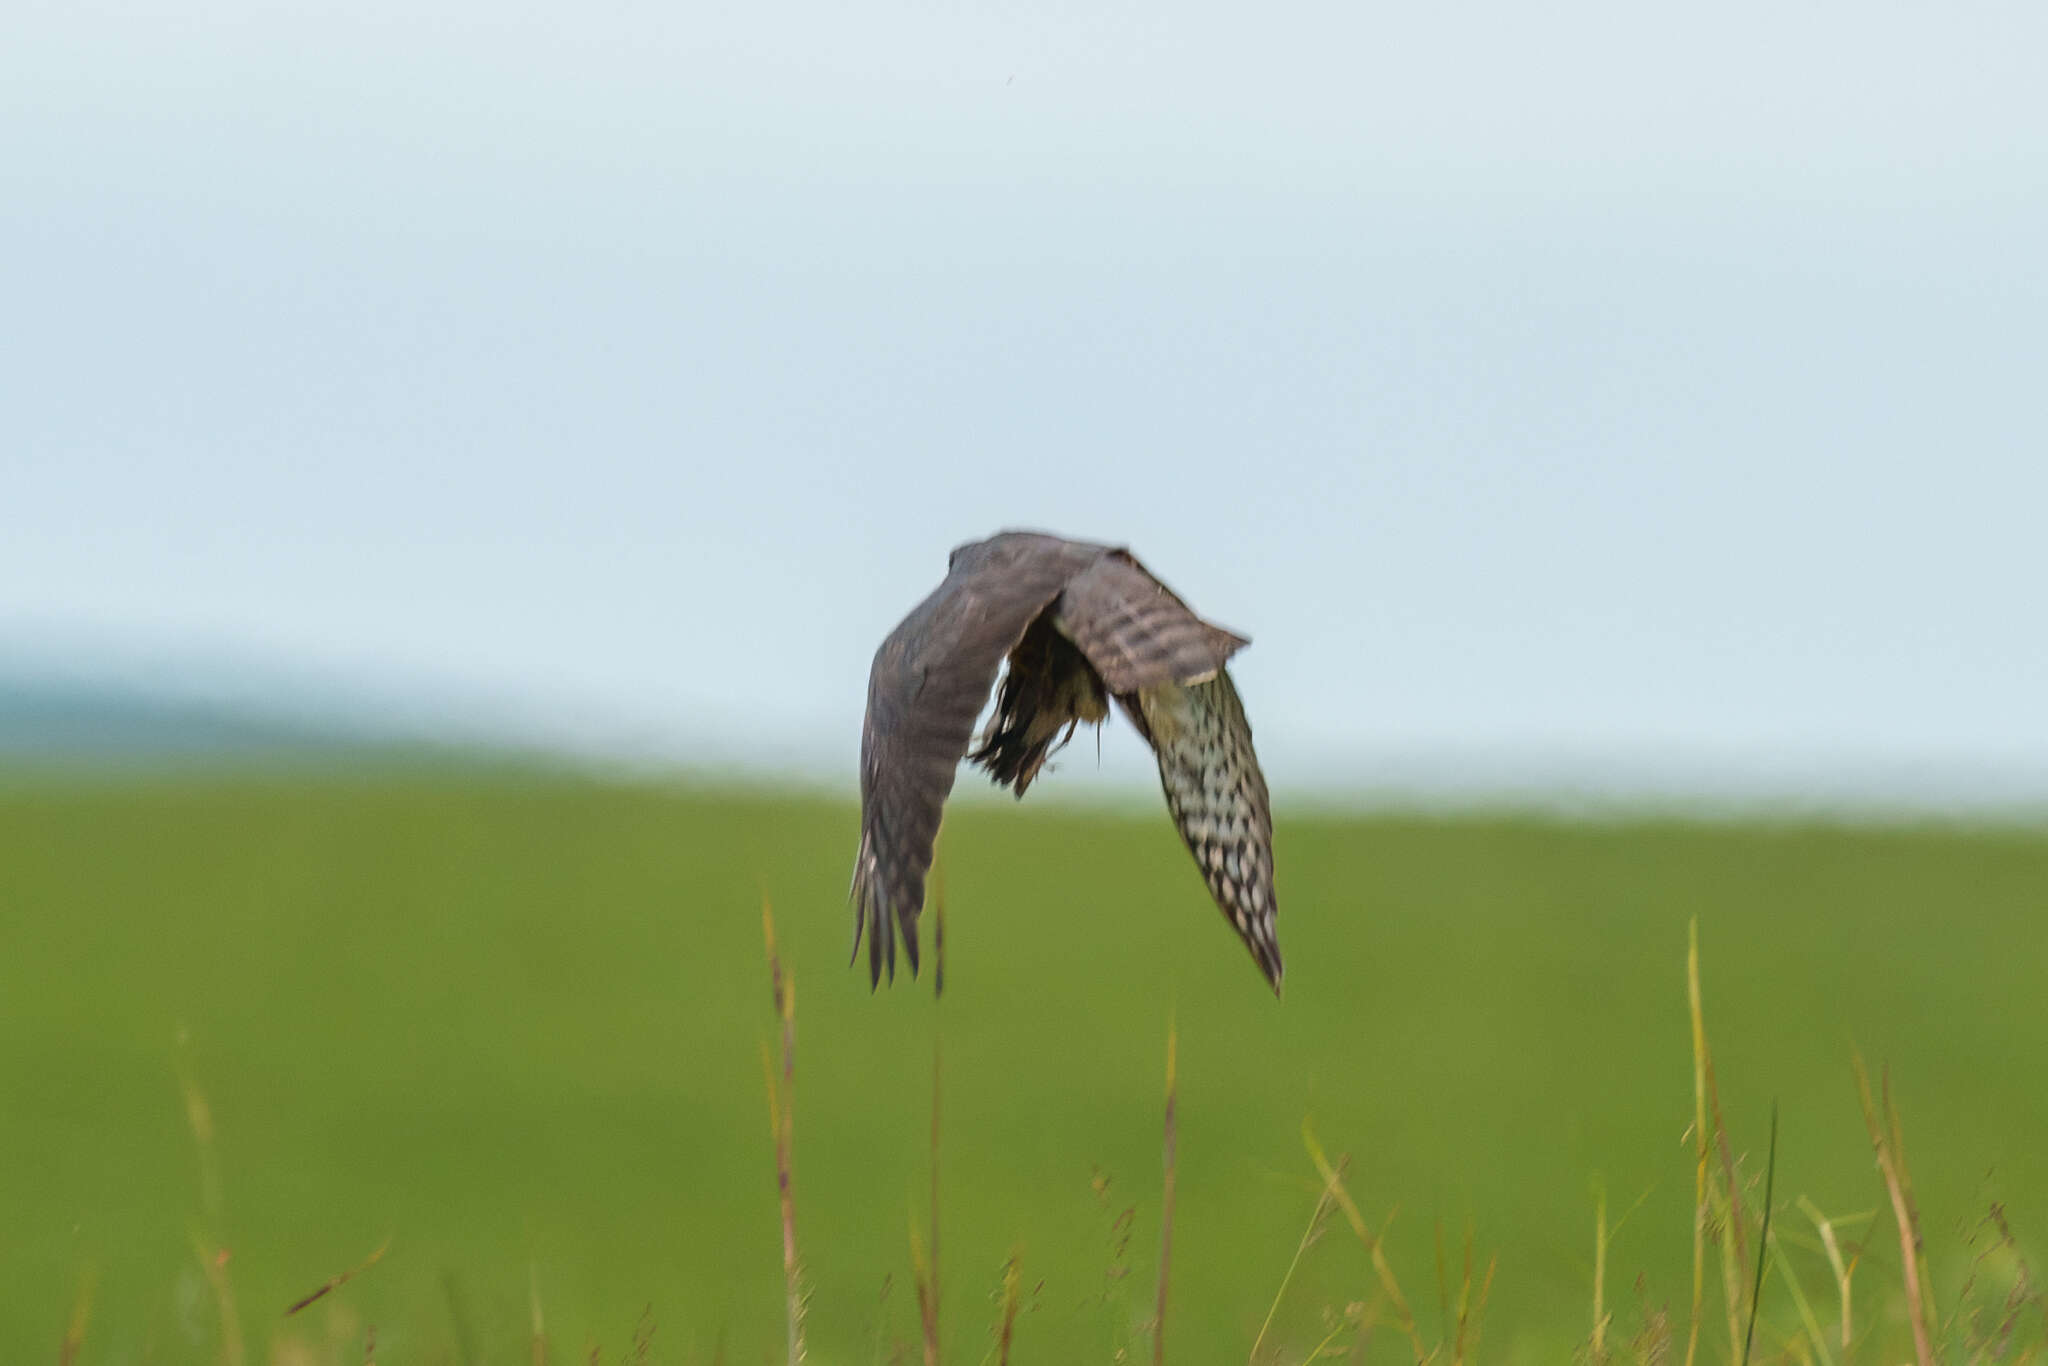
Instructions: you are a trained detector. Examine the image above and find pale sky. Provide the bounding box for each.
[5,2,2045,804]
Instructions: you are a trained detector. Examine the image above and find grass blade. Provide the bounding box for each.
[1766,1224,1833,1366]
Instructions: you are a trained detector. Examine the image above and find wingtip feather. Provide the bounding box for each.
[849,850,928,992]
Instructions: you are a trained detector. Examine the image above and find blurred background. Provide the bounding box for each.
[8,0,2046,808]
[6,3,2046,1362]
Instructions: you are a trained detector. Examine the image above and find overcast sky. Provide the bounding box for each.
[5,2,2045,804]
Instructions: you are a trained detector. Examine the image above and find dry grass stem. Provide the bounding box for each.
[285,1240,390,1317]
[762,897,807,1365]
[1593,1184,1611,1358]
[922,1033,942,1366]
[1797,1198,1858,1351]
[1882,1080,1939,1337]
[1303,1122,1427,1363]
[1855,1056,1934,1366]
[1251,1166,1339,1361]
[1687,919,1749,1365]
[192,1229,246,1366]
[1153,1017,1179,1366]
[909,1216,937,1366]
[177,1034,244,1366]
[1739,1105,1777,1366]
[1449,1220,1492,1366]
[59,1267,95,1366]
[1464,1251,1497,1365]
[1765,1224,1832,1366]
[933,859,947,998]
[530,1261,548,1366]
[994,1256,1023,1366]
[1685,919,1710,1366]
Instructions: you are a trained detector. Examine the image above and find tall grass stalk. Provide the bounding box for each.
[530,1261,548,1366]
[912,868,947,1363]
[1796,1197,1857,1350]
[1739,1104,1777,1366]
[1765,1224,1832,1366]
[913,1034,942,1365]
[1153,1017,1179,1366]
[441,1271,480,1366]
[1457,1230,1496,1365]
[909,1218,936,1364]
[1249,1165,1338,1361]
[189,1232,244,1366]
[1436,1218,1489,1364]
[761,897,806,1365]
[1685,921,1708,1366]
[1303,1122,1427,1362]
[284,1240,389,1317]
[1880,1078,1938,1341]
[993,1256,1023,1366]
[1855,1056,1934,1366]
[177,1031,244,1366]
[1687,918,1752,1366]
[1593,1184,1610,1358]
[59,1267,94,1366]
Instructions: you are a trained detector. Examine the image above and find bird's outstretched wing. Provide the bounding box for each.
[1050,551,1279,992]
[1126,670,1282,993]
[853,532,1107,986]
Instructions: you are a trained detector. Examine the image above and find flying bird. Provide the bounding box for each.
[851,530,1282,994]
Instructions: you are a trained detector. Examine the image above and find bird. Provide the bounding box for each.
[850,530,1282,995]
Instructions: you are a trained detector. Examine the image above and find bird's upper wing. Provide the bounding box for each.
[1051,550,1250,693]
[853,533,1106,987]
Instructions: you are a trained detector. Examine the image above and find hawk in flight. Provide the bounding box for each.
[851,530,1282,995]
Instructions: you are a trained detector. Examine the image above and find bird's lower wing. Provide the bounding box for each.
[854,539,1103,988]
[1130,669,1283,993]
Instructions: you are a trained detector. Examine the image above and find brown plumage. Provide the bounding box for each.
[851,530,1282,995]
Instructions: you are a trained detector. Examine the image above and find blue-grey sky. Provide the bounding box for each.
[5,2,2045,803]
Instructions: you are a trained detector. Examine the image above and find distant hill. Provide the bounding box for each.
[5,648,2042,818]
[0,677,353,757]
[0,671,533,773]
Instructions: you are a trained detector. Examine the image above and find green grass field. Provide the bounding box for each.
[7,771,2046,1362]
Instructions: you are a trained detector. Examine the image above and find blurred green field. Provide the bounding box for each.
[5,771,2046,1362]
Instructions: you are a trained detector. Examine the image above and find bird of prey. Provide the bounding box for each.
[851,530,1282,995]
